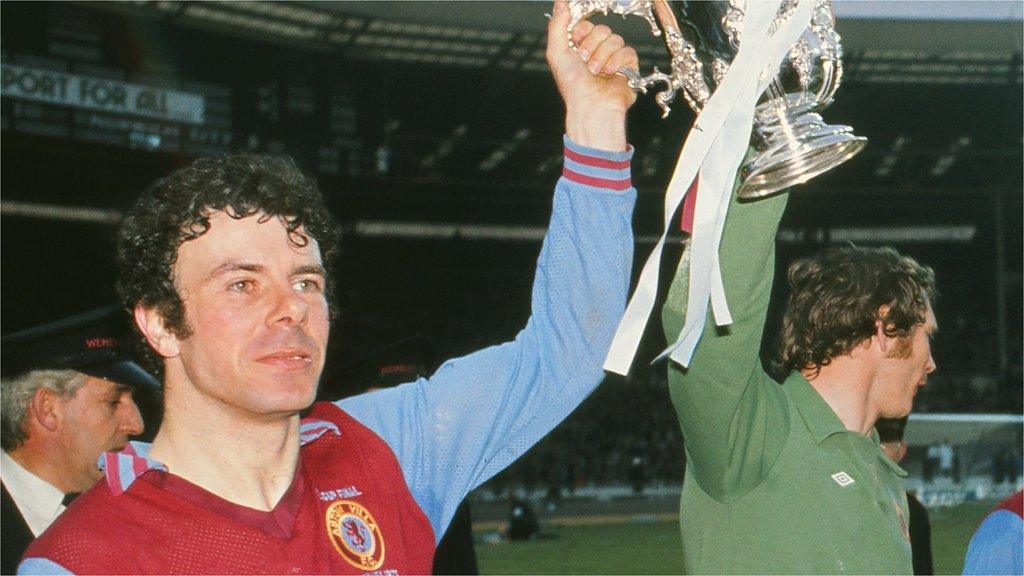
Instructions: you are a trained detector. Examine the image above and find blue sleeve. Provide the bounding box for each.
[338,136,636,542]
[18,558,74,575]
[962,510,1024,575]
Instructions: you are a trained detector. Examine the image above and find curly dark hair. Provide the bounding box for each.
[781,245,936,373]
[116,153,341,373]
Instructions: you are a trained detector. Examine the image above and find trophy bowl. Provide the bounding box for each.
[568,0,867,198]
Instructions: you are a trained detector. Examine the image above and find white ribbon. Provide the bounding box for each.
[604,0,816,375]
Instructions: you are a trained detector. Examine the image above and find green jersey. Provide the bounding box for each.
[662,184,913,574]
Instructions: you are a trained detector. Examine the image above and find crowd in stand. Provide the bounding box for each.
[477,312,1023,496]
[483,374,686,497]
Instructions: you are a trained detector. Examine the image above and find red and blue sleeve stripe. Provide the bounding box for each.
[561,135,633,191]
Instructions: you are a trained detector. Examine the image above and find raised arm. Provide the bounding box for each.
[339,0,639,541]
[662,176,790,501]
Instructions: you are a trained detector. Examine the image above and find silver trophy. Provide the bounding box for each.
[568,0,866,198]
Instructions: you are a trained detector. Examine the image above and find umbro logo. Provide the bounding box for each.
[831,471,855,487]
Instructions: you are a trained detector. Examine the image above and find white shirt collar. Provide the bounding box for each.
[1,450,66,536]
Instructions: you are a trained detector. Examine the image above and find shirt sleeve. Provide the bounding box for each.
[962,510,1024,575]
[18,558,74,575]
[338,136,636,542]
[661,169,791,502]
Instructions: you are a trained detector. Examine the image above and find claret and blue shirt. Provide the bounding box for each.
[18,136,636,575]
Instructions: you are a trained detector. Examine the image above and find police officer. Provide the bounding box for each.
[1,306,156,573]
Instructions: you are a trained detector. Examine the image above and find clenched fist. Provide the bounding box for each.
[546,0,639,151]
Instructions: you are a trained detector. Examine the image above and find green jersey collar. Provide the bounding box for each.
[785,371,850,444]
[784,372,910,478]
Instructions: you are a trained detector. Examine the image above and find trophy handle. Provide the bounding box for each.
[618,66,677,118]
[567,0,661,39]
[568,0,684,117]
[807,0,843,109]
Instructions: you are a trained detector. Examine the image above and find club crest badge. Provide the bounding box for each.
[326,499,385,570]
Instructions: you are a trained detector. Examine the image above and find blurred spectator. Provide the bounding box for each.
[507,497,540,541]
[938,439,954,479]
[628,441,647,495]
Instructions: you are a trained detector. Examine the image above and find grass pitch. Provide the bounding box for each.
[475,500,994,574]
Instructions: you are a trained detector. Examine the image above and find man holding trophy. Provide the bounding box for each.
[574,0,938,572]
[19,2,640,573]
[662,169,937,573]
